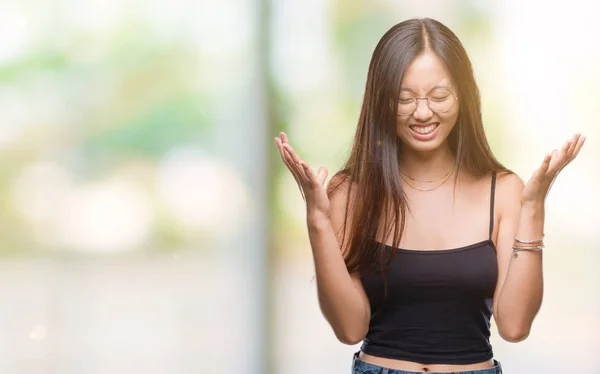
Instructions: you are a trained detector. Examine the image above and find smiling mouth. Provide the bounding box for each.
[409,123,439,135]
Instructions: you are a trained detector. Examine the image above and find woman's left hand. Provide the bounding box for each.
[521,133,586,206]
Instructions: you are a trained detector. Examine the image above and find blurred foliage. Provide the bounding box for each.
[0,50,70,81]
[82,93,209,164]
[0,14,215,255]
[0,1,515,257]
[330,4,391,102]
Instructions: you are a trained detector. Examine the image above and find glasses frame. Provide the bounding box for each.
[396,88,458,117]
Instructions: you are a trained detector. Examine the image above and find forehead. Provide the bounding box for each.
[400,52,452,93]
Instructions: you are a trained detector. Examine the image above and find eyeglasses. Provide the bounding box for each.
[397,87,457,117]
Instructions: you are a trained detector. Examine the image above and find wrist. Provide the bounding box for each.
[307,212,331,229]
[519,201,545,225]
[520,199,545,213]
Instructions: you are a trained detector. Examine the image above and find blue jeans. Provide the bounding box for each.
[352,351,503,374]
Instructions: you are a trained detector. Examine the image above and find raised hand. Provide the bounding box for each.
[274,132,330,220]
[522,133,586,205]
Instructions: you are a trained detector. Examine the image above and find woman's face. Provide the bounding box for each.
[395,52,459,153]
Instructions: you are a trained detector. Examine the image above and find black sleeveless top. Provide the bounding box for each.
[359,172,498,364]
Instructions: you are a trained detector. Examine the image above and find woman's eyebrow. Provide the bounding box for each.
[399,85,452,94]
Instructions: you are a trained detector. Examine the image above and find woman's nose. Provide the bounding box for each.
[412,98,433,121]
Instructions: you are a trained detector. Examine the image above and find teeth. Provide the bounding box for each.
[411,124,438,134]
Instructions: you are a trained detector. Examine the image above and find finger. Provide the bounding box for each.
[275,137,306,200]
[275,138,297,175]
[557,133,583,172]
[555,140,575,173]
[558,135,585,174]
[283,147,307,181]
[284,150,308,201]
[568,134,586,162]
[300,163,328,186]
[283,143,309,180]
[546,149,559,173]
[540,153,552,173]
[566,137,577,155]
[301,163,329,191]
[316,167,329,186]
[280,145,306,183]
[300,161,317,185]
[564,133,580,158]
[559,138,572,157]
[283,146,306,180]
[275,137,288,165]
[283,149,310,201]
[278,135,303,176]
[274,136,284,154]
[275,138,298,172]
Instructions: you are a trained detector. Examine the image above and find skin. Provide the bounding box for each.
[274,52,585,372]
[396,52,459,166]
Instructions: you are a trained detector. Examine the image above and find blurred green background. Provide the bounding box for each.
[0,0,598,373]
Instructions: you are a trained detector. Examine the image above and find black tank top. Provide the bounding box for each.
[359,172,498,364]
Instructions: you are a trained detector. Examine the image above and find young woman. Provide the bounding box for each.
[274,18,585,374]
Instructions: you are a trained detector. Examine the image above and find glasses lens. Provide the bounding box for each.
[397,95,416,116]
[428,88,455,113]
[397,88,456,116]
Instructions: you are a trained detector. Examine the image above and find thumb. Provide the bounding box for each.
[532,153,551,178]
[542,152,552,169]
[316,167,328,186]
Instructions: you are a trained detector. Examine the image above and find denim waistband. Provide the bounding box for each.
[352,351,502,374]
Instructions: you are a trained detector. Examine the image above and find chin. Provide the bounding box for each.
[404,141,445,153]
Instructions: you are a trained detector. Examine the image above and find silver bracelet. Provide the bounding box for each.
[514,235,545,244]
[512,245,544,251]
[512,245,544,258]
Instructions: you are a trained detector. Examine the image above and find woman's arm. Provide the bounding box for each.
[308,182,371,345]
[493,133,585,342]
[492,174,544,342]
[275,133,370,344]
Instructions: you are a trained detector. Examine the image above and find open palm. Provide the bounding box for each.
[522,133,586,204]
[274,132,330,218]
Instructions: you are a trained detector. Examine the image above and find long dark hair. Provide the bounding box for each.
[327,18,507,281]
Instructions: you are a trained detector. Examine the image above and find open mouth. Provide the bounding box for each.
[409,123,439,135]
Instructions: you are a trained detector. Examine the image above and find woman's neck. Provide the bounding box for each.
[398,144,456,181]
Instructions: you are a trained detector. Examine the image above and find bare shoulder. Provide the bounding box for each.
[327,172,358,213]
[496,170,524,189]
[495,170,525,213]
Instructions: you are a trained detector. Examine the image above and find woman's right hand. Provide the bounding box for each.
[274,132,330,221]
